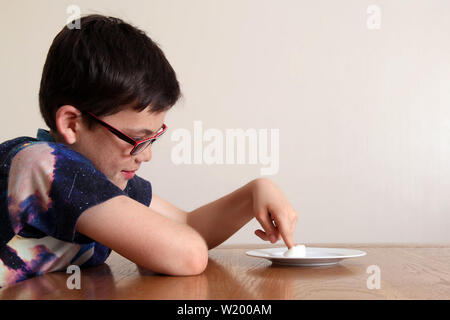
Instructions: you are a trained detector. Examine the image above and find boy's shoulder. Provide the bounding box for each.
[0,135,38,164]
[0,131,94,177]
[2,136,92,169]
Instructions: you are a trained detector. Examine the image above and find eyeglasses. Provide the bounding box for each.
[83,111,167,155]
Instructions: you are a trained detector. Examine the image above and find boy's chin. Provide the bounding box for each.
[110,175,127,190]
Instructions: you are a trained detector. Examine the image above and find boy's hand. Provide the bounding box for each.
[251,178,299,248]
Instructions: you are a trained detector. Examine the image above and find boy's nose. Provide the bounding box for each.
[135,145,152,163]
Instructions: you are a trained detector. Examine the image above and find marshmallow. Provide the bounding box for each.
[283,244,306,257]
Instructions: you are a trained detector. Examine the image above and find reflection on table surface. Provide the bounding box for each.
[1,244,449,299]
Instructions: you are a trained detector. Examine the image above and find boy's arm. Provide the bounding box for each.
[150,188,254,250]
[151,179,298,250]
[75,195,208,275]
[149,195,188,224]
[186,181,256,250]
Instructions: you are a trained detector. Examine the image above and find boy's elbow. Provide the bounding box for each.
[184,238,209,275]
[161,236,209,276]
[138,241,208,276]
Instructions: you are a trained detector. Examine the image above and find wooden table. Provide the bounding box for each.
[1,244,449,300]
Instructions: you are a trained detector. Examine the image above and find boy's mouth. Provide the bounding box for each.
[121,170,136,180]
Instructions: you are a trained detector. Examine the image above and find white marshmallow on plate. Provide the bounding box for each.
[283,244,306,257]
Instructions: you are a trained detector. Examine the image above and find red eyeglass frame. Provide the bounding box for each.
[83,111,167,155]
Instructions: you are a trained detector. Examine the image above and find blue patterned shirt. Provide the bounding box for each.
[0,129,152,288]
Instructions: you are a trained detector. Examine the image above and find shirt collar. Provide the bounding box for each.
[36,129,55,142]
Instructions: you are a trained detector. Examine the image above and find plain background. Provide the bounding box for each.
[1,0,449,246]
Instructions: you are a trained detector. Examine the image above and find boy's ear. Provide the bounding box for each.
[54,105,83,145]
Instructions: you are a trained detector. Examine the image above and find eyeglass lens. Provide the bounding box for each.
[131,139,155,155]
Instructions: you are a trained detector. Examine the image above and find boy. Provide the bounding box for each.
[0,14,298,288]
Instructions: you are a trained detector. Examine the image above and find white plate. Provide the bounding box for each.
[245,247,366,266]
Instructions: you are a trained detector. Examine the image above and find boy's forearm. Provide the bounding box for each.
[186,180,257,250]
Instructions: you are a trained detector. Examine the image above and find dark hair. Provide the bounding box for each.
[39,14,181,131]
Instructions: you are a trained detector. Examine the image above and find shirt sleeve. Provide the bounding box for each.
[7,142,126,243]
[124,174,152,207]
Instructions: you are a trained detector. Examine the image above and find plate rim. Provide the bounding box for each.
[245,247,367,260]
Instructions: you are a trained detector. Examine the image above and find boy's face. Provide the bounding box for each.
[71,107,167,190]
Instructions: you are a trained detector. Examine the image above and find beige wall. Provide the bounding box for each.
[1,0,449,245]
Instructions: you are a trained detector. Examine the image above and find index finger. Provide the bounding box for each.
[282,232,295,249]
[272,215,296,249]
